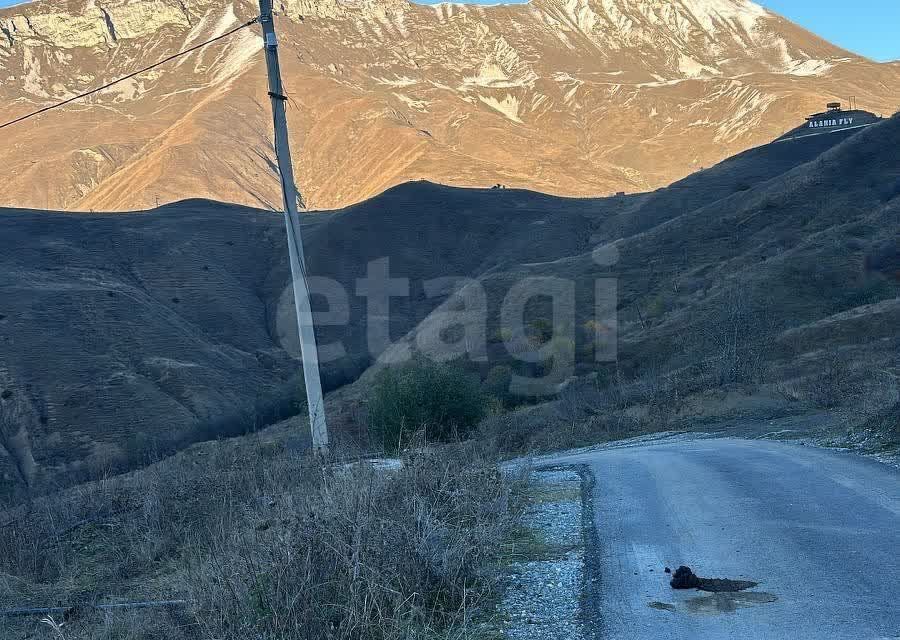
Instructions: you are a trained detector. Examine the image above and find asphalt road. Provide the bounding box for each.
[542,437,900,640]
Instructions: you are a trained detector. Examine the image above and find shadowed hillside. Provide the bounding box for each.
[1,121,898,494]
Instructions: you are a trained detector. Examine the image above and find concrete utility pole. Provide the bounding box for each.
[257,0,329,453]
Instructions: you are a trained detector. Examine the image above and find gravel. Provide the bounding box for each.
[498,469,586,640]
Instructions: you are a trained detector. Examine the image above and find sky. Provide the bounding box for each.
[758,1,900,61]
[0,0,897,62]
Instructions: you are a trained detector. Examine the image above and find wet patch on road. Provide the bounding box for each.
[648,591,778,615]
[685,591,778,614]
[651,565,777,615]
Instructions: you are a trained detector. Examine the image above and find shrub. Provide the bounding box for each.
[806,355,851,409]
[485,364,514,406]
[368,359,487,451]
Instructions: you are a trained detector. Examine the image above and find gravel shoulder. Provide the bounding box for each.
[486,468,594,639]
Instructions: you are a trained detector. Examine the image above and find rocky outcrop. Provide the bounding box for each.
[0,369,40,489]
[0,0,190,49]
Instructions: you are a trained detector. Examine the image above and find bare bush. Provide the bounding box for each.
[853,368,900,443]
[804,355,853,408]
[702,290,773,386]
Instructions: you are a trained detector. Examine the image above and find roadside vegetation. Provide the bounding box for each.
[477,351,900,456]
[367,358,488,452]
[2,329,897,639]
[0,431,525,640]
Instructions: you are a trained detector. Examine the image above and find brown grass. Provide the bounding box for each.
[0,436,524,640]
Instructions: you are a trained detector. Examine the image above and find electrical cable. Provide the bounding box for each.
[0,17,259,131]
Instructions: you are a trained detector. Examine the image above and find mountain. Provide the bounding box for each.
[1,0,899,211]
[1,118,898,494]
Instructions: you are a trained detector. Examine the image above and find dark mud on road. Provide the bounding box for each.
[670,566,758,592]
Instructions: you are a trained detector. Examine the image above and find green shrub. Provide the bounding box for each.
[485,364,514,406]
[368,359,487,451]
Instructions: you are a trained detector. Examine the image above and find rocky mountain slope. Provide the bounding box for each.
[1,0,899,211]
[1,117,898,494]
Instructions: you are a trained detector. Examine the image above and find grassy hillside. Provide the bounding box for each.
[1,121,897,495]
[363,117,900,450]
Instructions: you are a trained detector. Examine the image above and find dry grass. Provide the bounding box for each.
[479,342,900,456]
[0,436,524,640]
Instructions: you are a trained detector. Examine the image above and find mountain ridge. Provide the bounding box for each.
[1,0,899,211]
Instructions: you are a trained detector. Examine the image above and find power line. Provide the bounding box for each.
[0,17,259,131]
